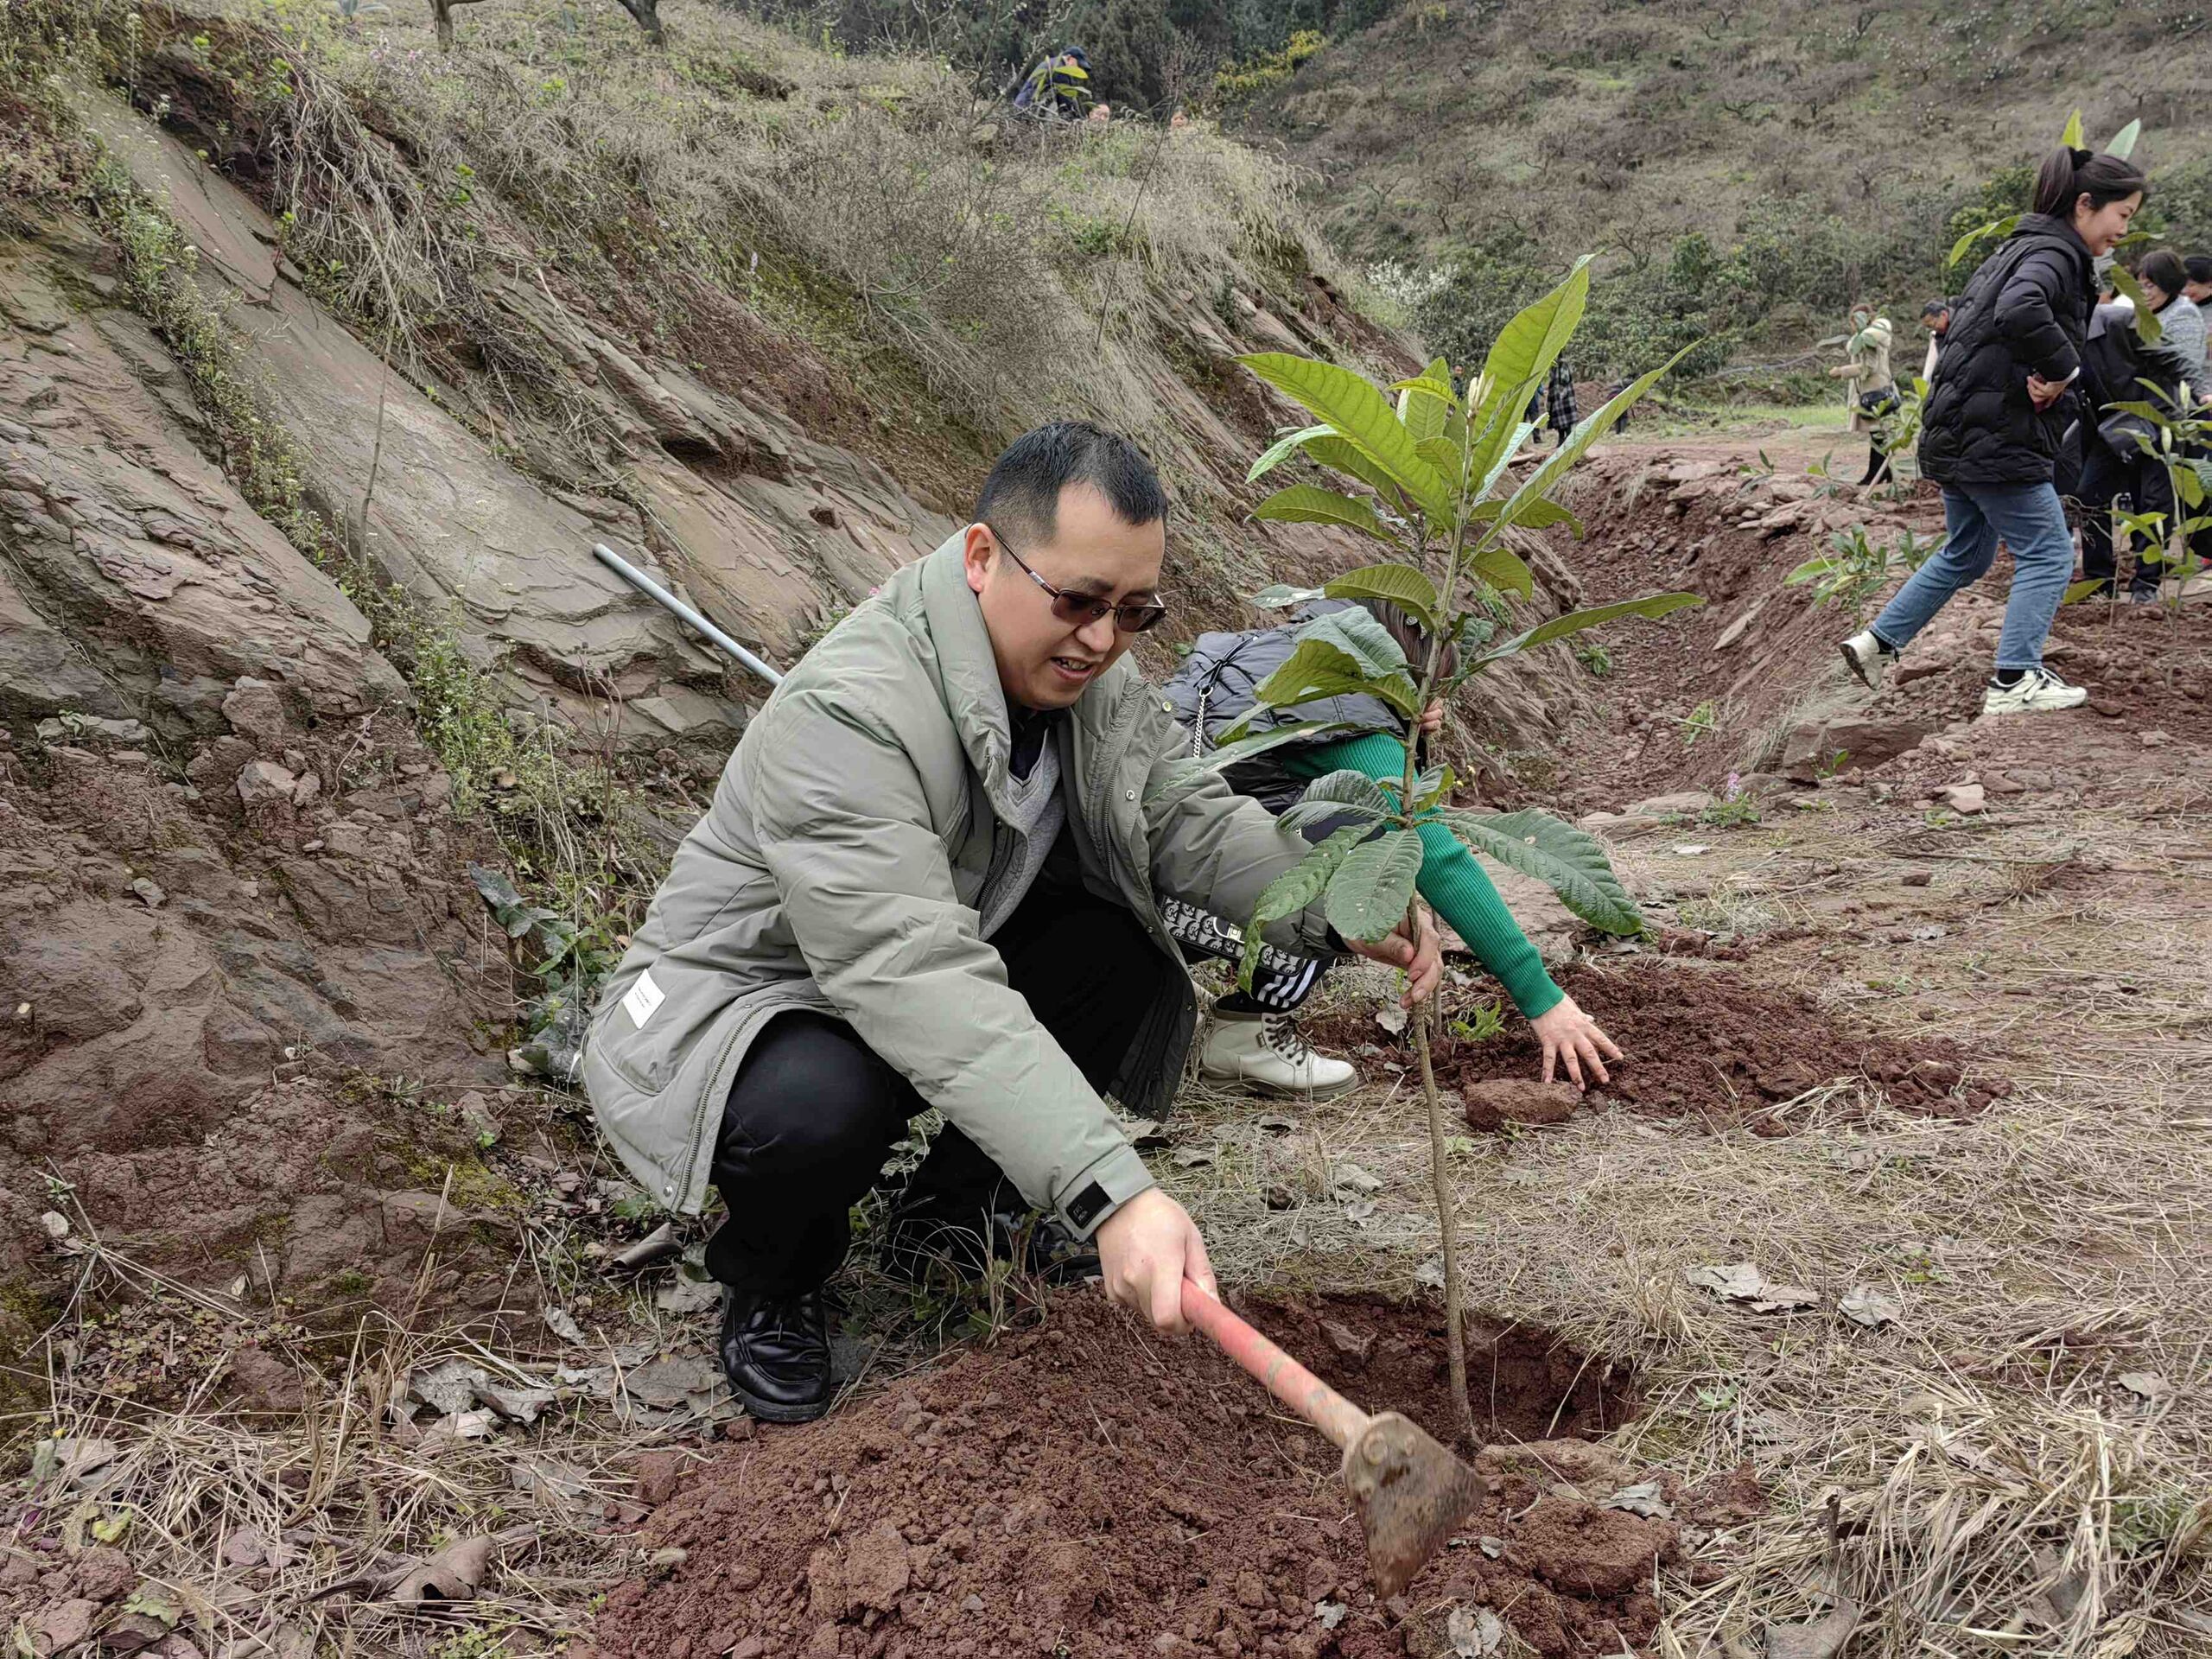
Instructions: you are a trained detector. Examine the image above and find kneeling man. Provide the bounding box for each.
[585,423,1439,1421]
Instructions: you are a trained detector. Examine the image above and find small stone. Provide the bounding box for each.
[220,677,288,745]
[1901,870,1933,887]
[73,1544,136,1600]
[2140,729,2173,748]
[236,760,298,806]
[1939,783,1986,815]
[38,1599,101,1651]
[39,1211,69,1240]
[630,1451,684,1506]
[129,877,166,907]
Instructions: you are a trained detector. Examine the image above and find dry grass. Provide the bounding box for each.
[1159,795,2212,1657]
[118,0,1364,489]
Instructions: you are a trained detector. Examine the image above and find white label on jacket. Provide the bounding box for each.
[622,968,665,1030]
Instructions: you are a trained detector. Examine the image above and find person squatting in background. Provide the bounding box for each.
[1840,144,2147,715]
[1162,600,1621,1097]
[2075,255,2202,601]
[1832,302,1899,486]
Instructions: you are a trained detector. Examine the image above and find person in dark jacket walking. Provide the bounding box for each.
[1840,146,2148,715]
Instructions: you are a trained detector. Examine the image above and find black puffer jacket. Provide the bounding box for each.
[1918,214,2097,490]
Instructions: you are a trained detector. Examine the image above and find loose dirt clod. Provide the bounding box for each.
[592,1294,1663,1657]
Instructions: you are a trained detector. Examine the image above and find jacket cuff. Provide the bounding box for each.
[1053,1141,1156,1241]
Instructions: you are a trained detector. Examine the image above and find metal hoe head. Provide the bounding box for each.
[1339,1412,1487,1599]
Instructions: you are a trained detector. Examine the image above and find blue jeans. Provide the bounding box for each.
[1870,482,2075,672]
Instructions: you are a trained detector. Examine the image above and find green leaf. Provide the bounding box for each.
[2109,265,2163,344]
[1484,346,1694,540]
[1248,422,1336,483]
[1946,215,2017,270]
[1415,435,1461,480]
[1167,719,1363,778]
[1470,541,1535,600]
[1477,257,1592,425]
[1252,484,1392,539]
[2060,108,2084,149]
[1319,562,1441,630]
[1469,259,1592,484]
[1470,492,1577,533]
[1395,358,1454,442]
[1296,768,1393,815]
[1240,825,1367,988]
[2061,576,2107,607]
[1445,808,1642,934]
[1785,553,1839,585]
[1231,636,1419,734]
[1295,605,1409,677]
[1238,353,1452,520]
[1304,435,1409,508]
[2106,118,2141,159]
[1476,592,1703,665]
[1323,828,1423,943]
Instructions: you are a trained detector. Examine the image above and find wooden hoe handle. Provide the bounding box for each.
[1180,1281,1372,1452]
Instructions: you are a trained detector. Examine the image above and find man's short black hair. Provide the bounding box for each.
[976,422,1167,547]
[2186,254,2212,284]
[1921,298,1951,318]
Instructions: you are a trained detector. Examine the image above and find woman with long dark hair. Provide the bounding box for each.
[1840,146,2147,714]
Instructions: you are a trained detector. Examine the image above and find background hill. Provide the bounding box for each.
[1233,0,2212,386]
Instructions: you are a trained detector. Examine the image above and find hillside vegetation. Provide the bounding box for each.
[1241,0,2212,385]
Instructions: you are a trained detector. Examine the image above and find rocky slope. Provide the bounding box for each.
[0,0,1611,1359]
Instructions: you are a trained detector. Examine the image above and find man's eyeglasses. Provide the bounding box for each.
[991,529,1168,634]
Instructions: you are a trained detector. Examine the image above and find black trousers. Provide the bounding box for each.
[2078,441,2171,588]
[703,887,1161,1293]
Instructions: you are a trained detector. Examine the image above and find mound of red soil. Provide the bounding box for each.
[588,1294,1671,1659]
[1443,961,2004,1128]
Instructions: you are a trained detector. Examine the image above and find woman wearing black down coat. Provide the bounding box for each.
[1840,147,2148,715]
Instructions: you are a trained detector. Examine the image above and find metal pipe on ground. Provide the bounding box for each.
[592,542,785,688]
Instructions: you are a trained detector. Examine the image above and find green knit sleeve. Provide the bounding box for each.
[1287,732,1565,1020]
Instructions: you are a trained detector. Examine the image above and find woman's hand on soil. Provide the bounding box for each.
[1345,906,1442,1007]
[1095,1187,1216,1335]
[1529,995,1622,1091]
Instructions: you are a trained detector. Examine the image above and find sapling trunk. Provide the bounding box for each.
[1400,527,1476,1446]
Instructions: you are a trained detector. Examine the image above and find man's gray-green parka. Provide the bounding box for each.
[582,535,1332,1237]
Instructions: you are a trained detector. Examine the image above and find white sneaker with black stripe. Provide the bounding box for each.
[1980,665,2088,715]
[1840,629,1896,692]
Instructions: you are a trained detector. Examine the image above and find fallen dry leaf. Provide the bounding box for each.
[1764,1604,1857,1659]
[1839,1285,1902,1329]
[1683,1262,1817,1313]
[390,1535,497,1604]
[1600,1479,1673,1520]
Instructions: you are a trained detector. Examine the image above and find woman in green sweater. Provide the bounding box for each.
[1162,602,1621,1097]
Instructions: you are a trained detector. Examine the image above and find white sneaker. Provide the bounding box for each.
[1840,630,1895,691]
[1199,1011,1359,1098]
[1980,666,2088,715]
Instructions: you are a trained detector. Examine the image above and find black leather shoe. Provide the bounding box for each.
[718,1287,832,1423]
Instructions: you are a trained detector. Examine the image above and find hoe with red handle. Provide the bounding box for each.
[1181,1282,1490,1598]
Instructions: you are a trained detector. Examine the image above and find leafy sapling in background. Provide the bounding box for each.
[1187,257,1700,1440]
